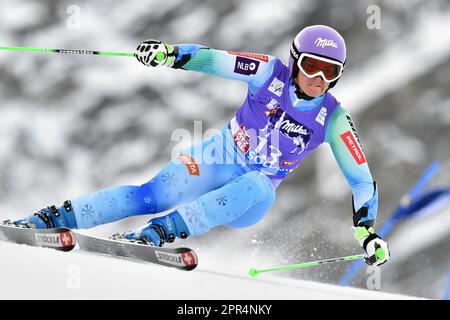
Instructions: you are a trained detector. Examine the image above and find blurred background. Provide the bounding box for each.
[0,0,449,299]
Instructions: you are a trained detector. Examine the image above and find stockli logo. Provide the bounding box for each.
[234,56,260,76]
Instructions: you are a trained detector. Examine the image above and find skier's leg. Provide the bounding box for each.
[70,156,237,229]
[14,128,246,229]
[126,170,276,246]
[69,130,245,229]
[224,191,275,228]
[178,170,276,235]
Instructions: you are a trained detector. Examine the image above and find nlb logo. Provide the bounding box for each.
[234,56,260,76]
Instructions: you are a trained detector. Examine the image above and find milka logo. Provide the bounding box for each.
[280,120,309,135]
[314,37,338,48]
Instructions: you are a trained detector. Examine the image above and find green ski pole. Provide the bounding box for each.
[0,45,134,57]
[249,254,365,278]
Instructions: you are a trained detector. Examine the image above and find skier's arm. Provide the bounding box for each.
[325,106,378,228]
[134,40,276,93]
[325,106,390,266]
[178,45,276,89]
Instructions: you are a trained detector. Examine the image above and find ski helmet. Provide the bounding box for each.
[289,25,346,88]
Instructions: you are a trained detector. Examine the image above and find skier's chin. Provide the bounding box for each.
[303,84,325,97]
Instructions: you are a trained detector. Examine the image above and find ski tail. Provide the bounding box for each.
[0,221,76,251]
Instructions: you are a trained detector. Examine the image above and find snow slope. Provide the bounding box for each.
[0,239,418,300]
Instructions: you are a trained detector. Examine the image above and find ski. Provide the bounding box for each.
[0,220,76,252]
[74,232,198,271]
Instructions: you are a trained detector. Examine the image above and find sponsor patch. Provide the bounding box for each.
[234,56,260,75]
[281,160,297,166]
[181,252,197,267]
[178,154,200,176]
[340,131,367,165]
[315,107,327,126]
[232,124,251,154]
[277,114,312,139]
[60,231,75,247]
[268,77,284,97]
[227,51,269,62]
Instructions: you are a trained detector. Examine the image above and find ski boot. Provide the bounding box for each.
[116,211,190,247]
[13,200,77,229]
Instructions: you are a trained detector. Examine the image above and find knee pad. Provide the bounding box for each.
[246,171,276,199]
[225,171,276,228]
[136,180,158,214]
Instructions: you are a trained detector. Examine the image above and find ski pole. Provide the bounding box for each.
[0,45,134,57]
[339,160,441,286]
[249,254,365,278]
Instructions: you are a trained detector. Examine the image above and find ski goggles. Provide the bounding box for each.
[297,53,344,83]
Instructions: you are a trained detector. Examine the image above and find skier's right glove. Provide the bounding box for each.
[134,39,177,68]
[354,226,390,266]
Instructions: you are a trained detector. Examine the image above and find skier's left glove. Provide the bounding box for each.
[354,226,390,266]
[134,39,177,68]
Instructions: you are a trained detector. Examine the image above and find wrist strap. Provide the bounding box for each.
[363,233,380,250]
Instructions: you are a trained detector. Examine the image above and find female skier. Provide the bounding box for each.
[13,25,389,266]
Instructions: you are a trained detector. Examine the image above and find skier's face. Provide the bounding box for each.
[296,71,329,97]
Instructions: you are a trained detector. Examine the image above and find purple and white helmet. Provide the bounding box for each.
[289,25,346,87]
